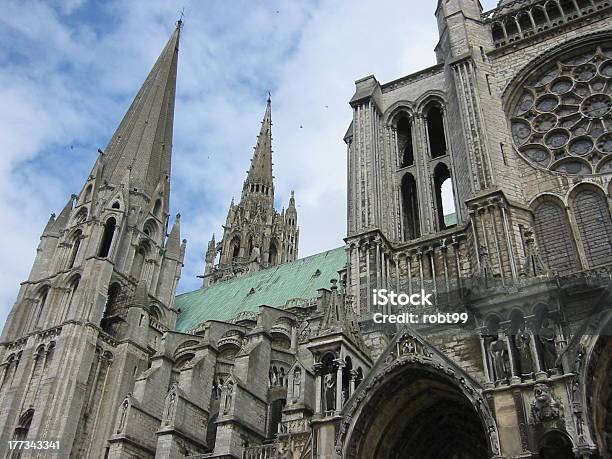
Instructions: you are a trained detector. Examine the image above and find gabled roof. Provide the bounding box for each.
[175,247,346,332]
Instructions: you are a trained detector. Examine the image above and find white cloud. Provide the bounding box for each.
[0,0,500,327]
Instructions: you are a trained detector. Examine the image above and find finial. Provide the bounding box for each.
[177,8,185,28]
[267,91,271,104]
[175,213,181,220]
[291,190,294,198]
[97,148,104,155]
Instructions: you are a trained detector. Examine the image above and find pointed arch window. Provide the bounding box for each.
[67,231,82,269]
[153,199,162,217]
[32,286,50,330]
[98,217,116,258]
[571,187,612,268]
[396,115,414,168]
[433,163,456,230]
[269,240,279,266]
[131,243,149,281]
[533,198,580,274]
[426,105,447,158]
[230,236,241,260]
[62,275,80,322]
[10,409,34,457]
[401,173,420,240]
[83,185,92,203]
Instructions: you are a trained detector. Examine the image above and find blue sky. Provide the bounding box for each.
[0,0,499,328]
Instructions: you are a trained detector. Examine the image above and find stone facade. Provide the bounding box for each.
[1,1,612,459]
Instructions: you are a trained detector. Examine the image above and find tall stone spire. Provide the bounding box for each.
[245,96,274,189]
[99,21,181,198]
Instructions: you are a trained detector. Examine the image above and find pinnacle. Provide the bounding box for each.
[245,98,273,187]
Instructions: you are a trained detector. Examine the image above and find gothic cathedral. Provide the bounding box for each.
[1,1,611,458]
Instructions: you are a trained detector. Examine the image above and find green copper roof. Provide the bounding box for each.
[175,247,346,332]
[444,213,457,227]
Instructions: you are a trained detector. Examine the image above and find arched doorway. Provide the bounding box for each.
[537,430,574,459]
[585,328,612,457]
[344,364,491,459]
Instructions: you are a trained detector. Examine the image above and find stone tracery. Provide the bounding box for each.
[510,45,612,174]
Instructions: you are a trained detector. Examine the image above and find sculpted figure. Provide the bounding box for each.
[515,329,534,376]
[489,339,510,381]
[293,369,301,400]
[164,388,177,425]
[224,381,234,412]
[538,319,558,371]
[323,374,336,412]
[117,396,129,433]
[531,383,562,423]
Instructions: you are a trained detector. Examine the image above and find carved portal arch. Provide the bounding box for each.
[338,333,499,459]
[582,310,612,456]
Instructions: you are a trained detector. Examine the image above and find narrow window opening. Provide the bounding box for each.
[83,185,92,203]
[401,173,420,240]
[426,106,447,158]
[98,218,116,258]
[67,232,82,269]
[131,246,146,281]
[153,199,162,217]
[434,163,456,230]
[396,116,414,167]
[269,241,279,265]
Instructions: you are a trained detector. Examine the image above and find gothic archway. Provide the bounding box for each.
[584,317,612,457]
[342,360,494,459]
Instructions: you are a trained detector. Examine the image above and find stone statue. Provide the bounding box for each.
[515,330,533,376]
[293,369,301,400]
[323,374,336,412]
[117,396,129,433]
[250,245,260,263]
[224,381,234,413]
[538,319,558,371]
[531,383,562,423]
[489,339,509,381]
[164,388,177,425]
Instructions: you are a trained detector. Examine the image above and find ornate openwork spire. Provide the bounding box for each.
[245,97,273,188]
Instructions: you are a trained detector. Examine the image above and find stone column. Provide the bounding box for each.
[335,359,345,412]
[313,363,323,414]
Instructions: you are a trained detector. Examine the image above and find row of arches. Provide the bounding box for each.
[395,105,447,168]
[400,162,457,241]
[21,274,80,335]
[228,235,280,265]
[490,0,604,48]
[532,185,612,273]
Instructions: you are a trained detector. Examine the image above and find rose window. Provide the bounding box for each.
[509,45,612,175]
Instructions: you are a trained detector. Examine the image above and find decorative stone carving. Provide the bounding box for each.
[323,373,336,412]
[530,383,563,423]
[490,338,510,381]
[164,384,178,426]
[509,45,612,175]
[515,329,534,376]
[116,394,130,434]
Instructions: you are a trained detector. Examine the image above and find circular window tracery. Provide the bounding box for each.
[510,45,612,175]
